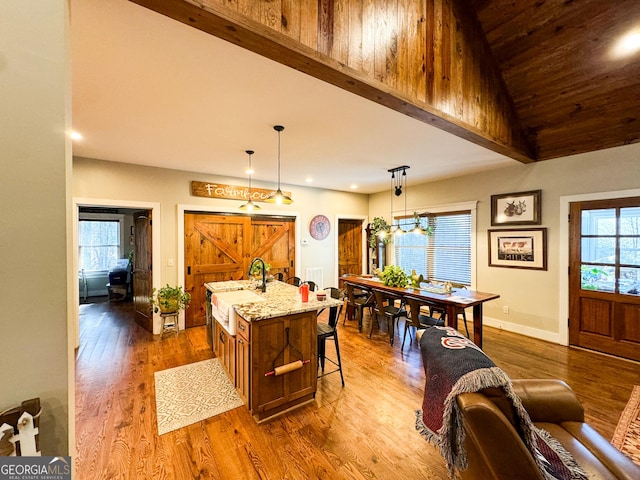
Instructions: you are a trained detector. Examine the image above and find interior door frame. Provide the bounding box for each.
[177,204,302,310]
[72,197,161,346]
[558,188,640,347]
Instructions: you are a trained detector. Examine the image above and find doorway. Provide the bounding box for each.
[337,218,365,286]
[72,198,161,347]
[76,206,153,331]
[569,196,640,361]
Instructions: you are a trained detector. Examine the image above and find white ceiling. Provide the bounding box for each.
[70,0,519,194]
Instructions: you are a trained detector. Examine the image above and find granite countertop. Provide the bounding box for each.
[205,280,342,321]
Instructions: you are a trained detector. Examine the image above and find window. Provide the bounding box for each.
[78,219,121,272]
[395,209,473,285]
[580,206,640,295]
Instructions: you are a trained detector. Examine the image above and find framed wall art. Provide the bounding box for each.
[491,190,541,226]
[488,228,547,270]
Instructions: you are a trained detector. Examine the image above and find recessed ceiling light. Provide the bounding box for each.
[611,28,640,59]
[305,177,313,183]
[350,184,358,189]
[245,167,255,175]
[70,131,83,141]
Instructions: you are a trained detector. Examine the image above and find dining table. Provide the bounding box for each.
[342,276,500,349]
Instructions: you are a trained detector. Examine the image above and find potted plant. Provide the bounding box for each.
[368,217,391,249]
[150,284,191,314]
[250,261,271,278]
[379,265,409,288]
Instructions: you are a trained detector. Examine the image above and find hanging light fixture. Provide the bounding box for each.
[265,125,293,205]
[239,150,261,212]
[411,213,427,235]
[388,166,409,235]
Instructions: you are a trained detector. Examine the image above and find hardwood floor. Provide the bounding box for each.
[75,299,640,479]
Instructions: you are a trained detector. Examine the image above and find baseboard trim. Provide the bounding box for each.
[481,316,564,345]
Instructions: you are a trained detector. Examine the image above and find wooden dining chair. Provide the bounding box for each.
[371,289,408,346]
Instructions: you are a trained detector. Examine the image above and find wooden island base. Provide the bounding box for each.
[207,280,341,422]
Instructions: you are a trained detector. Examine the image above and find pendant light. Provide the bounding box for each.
[388,166,409,235]
[265,125,293,205]
[239,150,260,212]
[411,215,427,235]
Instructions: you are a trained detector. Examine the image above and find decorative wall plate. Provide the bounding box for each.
[309,214,330,240]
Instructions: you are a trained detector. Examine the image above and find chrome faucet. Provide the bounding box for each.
[248,257,267,292]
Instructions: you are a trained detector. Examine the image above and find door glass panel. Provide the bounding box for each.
[619,267,640,295]
[619,207,640,235]
[581,265,616,291]
[620,238,640,265]
[581,237,616,263]
[581,209,616,235]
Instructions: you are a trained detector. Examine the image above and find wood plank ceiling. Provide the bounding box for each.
[130,0,640,165]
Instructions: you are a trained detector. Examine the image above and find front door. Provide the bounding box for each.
[133,210,153,332]
[184,213,296,328]
[569,197,640,361]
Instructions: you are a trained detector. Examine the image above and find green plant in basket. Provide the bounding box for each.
[250,262,271,276]
[369,217,391,249]
[380,265,409,288]
[150,284,191,314]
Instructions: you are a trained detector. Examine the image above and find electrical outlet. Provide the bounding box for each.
[503,306,509,314]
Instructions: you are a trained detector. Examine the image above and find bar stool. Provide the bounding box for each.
[160,312,179,337]
[317,305,344,386]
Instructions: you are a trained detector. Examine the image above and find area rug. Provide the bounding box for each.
[611,385,640,466]
[154,358,244,435]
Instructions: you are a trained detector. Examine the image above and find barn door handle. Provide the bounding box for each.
[187,266,191,275]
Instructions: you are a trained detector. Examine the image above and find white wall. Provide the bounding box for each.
[369,143,640,343]
[75,143,640,345]
[0,0,70,455]
[72,157,370,291]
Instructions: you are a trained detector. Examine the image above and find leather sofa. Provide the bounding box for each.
[456,379,640,479]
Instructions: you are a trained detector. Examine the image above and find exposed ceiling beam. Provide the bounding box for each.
[130,0,537,164]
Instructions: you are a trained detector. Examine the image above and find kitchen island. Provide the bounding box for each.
[205,280,341,421]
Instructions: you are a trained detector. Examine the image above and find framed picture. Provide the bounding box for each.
[488,228,547,270]
[491,190,541,226]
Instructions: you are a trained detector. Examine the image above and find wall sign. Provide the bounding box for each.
[309,214,330,240]
[488,228,547,270]
[191,180,291,202]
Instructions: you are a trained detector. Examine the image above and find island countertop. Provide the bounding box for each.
[205,280,341,322]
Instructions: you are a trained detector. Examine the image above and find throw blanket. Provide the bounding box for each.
[415,326,586,480]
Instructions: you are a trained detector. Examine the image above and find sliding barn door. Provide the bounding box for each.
[185,214,251,328]
[184,213,296,328]
[248,217,296,282]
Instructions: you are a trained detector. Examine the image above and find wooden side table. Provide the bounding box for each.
[160,312,179,337]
